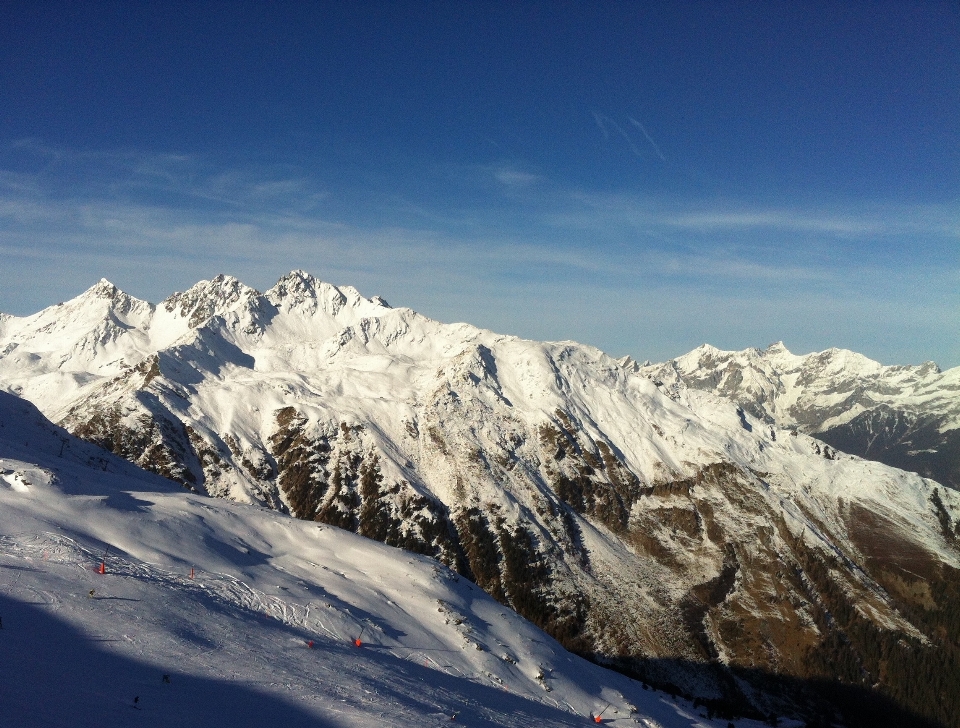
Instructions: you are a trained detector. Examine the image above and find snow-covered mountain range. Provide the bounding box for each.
[1,389,738,728]
[2,271,958,726]
[640,342,960,491]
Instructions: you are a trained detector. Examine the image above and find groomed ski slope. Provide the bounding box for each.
[0,393,781,728]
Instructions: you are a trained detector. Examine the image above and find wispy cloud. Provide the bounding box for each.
[1,140,327,216]
[493,167,540,187]
[2,144,956,295]
[552,190,960,245]
[591,113,667,162]
[628,117,666,161]
[3,186,938,310]
[1,142,957,366]
[662,210,886,235]
[592,112,643,157]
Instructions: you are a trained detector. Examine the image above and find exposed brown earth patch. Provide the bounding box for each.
[848,503,939,576]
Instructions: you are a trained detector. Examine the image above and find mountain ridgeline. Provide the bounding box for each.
[2,271,959,727]
[641,342,960,491]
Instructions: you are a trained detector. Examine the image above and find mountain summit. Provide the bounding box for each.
[2,272,959,726]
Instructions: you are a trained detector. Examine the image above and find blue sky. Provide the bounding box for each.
[1,1,957,367]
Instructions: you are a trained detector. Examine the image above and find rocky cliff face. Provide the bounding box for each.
[2,272,959,726]
[641,342,960,491]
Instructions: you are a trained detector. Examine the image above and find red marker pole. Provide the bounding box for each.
[354,626,365,647]
[307,640,314,648]
[189,567,195,580]
[98,546,110,574]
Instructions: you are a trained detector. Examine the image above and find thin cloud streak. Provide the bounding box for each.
[494,168,541,187]
[1,140,326,216]
[592,112,644,157]
[665,211,886,235]
[628,118,666,161]
[554,191,960,243]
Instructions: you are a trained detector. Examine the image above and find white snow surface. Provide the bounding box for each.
[0,391,779,728]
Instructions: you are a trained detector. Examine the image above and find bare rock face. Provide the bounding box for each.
[642,342,960,491]
[2,274,959,727]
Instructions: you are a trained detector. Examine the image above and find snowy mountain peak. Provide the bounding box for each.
[270,268,317,294]
[71,278,152,318]
[0,279,154,362]
[674,341,888,381]
[88,277,120,298]
[693,342,721,355]
[801,346,882,379]
[71,277,136,307]
[266,270,391,320]
[162,274,262,329]
[266,269,344,312]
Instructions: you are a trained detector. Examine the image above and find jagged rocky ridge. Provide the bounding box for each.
[2,272,959,727]
[640,342,960,491]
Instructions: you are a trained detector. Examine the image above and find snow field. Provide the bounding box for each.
[0,438,776,727]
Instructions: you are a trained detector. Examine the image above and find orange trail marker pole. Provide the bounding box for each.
[98,545,110,574]
[189,567,195,580]
[354,626,365,647]
[307,640,314,648]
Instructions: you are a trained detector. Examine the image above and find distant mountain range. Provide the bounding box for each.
[641,342,960,491]
[2,271,958,727]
